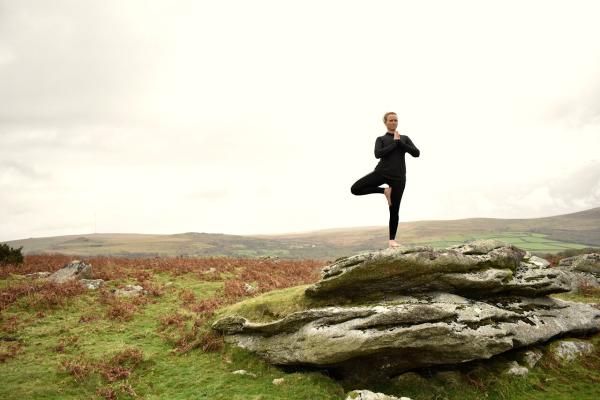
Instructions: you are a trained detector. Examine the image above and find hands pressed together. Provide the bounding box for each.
[393,130,402,140]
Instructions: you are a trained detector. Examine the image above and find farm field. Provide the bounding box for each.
[420,232,589,253]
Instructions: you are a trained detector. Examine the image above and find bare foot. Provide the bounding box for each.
[388,240,401,248]
[384,186,392,207]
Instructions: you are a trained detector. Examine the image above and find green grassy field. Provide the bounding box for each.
[420,232,588,253]
[1,253,600,400]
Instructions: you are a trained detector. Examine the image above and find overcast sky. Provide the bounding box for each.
[1,0,599,242]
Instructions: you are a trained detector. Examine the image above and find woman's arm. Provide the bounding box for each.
[374,136,397,159]
[396,136,420,157]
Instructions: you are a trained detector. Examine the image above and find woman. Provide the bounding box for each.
[350,112,420,248]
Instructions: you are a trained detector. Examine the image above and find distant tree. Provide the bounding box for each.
[0,243,24,266]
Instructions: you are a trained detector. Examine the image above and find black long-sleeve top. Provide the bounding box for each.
[374,132,420,179]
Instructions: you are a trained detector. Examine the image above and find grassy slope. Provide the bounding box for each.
[0,272,343,400]
[1,253,600,400]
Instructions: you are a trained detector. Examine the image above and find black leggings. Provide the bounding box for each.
[350,171,406,240]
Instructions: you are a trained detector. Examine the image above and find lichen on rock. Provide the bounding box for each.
[304,239,567,299]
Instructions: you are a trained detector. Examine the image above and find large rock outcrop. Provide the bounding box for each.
[305,240,569,298]
[212,240,600,378]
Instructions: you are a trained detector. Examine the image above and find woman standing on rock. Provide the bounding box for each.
[350,112,420,248]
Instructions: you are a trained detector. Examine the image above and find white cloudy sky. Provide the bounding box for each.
[1,0,599,242]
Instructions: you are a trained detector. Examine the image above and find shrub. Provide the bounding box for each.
[579,281,600,297]
[0,280,86,312]
[0,243,24,266]
[0,343,22,363]
[59,347,144,383]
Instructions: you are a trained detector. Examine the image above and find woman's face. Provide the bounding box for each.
[385,114,398,132]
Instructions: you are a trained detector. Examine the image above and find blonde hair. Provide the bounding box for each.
[383,112,397,123]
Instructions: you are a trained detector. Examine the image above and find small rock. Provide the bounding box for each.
[528,256,551,268]
[504,361,528,377]
[552,340,594,363]
[114,284,144,297]
[46,260,92,283]
[203,268,217,274]
[244,283,257,294]
[272,378,284,385]
[165,282,174,287]
[222,355,232,364]
[232,369,257,378]
[559,253,600,273]
[26,271,51,279]
[345,390,411,400]
[521,349,543,368]
[80,279,104,290]
[557,253,600,292]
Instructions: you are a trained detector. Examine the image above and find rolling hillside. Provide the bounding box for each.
[3,207,599,260]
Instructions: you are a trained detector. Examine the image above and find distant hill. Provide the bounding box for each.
[3,207,600,260]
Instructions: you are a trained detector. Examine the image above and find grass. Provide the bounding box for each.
[1,251,600,399]
[214,285,314,323]
[212,284,372,324]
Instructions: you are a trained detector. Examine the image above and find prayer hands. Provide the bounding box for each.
[393,130,401,140]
